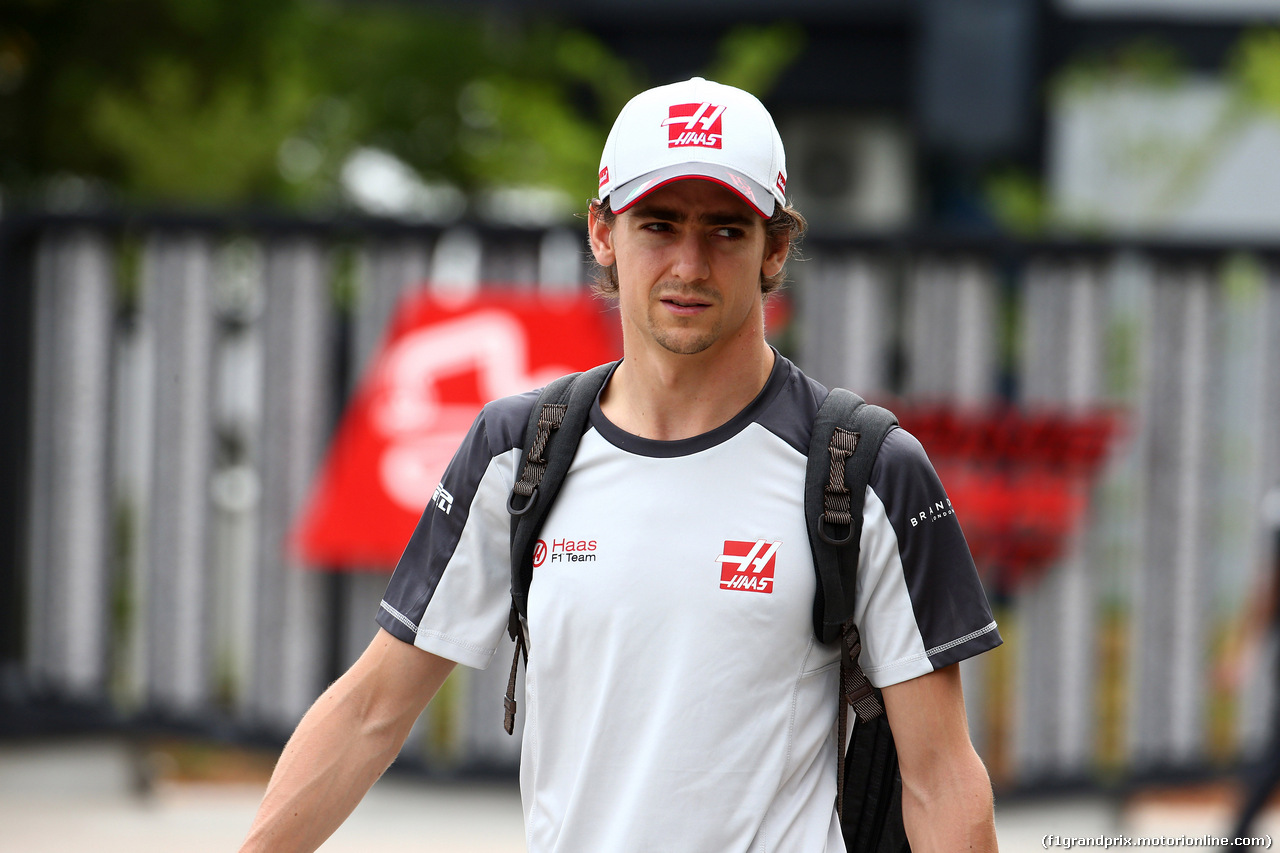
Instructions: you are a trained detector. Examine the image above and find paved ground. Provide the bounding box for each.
[0,738,1275,852]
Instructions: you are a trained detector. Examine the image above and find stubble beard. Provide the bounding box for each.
[646,283,723,355]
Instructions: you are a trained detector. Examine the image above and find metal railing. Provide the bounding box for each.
[3,212,1277,792]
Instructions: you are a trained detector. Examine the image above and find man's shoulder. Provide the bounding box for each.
[477,387,540,456]
[868,425,932,480]
[477,362,617,455]
[754,354,829,456]
[766,360,936,485]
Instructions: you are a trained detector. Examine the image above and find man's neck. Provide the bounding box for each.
[600,337,776,441]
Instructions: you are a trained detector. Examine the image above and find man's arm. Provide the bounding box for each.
[239,628,457,853]
[881,663,998,852]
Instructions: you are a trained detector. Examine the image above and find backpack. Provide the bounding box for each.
[502,363,910,853]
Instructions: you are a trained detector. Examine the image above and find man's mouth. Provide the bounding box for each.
[659,291,714,311]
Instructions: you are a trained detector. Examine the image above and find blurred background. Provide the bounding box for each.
[2,0,1280,849]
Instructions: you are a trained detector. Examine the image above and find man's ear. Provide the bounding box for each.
[588,206,616,268]
[761,234,789,281]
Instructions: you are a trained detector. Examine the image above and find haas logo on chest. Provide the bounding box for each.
[717,540,780,594]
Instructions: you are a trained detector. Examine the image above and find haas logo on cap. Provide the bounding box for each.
[663,102,725,149]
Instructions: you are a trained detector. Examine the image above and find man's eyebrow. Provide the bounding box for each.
[628,204,756,227]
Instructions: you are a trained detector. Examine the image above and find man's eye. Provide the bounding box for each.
[715,227,744,239]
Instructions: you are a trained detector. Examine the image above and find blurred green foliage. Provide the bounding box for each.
[1049,37,1188,100]
[1230,26,1280,117]
[88,56,316,203]
[0,1,801,210]
[984,27,1280,235]
[702,22,804,98]
[981,167,1047,237]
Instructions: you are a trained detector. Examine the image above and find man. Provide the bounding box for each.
[1220,487,1280,850]
[240,77,1002,852]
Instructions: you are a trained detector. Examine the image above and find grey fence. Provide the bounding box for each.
[3,213,1279,792]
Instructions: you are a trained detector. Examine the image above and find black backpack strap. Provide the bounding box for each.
[805,388,905,848]
[806,388,899,645]
[502,362,614,734]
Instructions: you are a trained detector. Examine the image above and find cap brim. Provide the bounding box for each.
[609,163,776,217]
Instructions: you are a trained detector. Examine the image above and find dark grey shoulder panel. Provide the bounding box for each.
[375,389,539,644]
[868,428,1001,669]
[754,355,828,456]
[480,387,541,455]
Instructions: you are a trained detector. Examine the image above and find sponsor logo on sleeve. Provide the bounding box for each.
[432,483,454,514]
[908,497,955,527]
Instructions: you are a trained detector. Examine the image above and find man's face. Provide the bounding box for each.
[588,179,787,358]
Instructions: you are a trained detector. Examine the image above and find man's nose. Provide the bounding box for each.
[670,233,711,282]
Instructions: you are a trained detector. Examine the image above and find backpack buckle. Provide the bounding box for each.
[507,485,539,516]
[818,512,856,545]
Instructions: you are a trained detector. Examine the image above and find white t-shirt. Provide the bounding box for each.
[377,353,1001,852]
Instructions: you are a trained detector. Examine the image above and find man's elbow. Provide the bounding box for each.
[904,740,992,802]
[901,744,997,851]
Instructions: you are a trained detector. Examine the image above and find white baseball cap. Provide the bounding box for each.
[597,77,788,218]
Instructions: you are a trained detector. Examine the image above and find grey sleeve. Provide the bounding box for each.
[376,391,537,655]
[856,427,1002,687]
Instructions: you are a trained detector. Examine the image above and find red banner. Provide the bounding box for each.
[294,290,619,569]
[895,403,1125,593]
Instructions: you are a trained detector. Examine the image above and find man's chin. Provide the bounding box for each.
[650,329,717,356]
